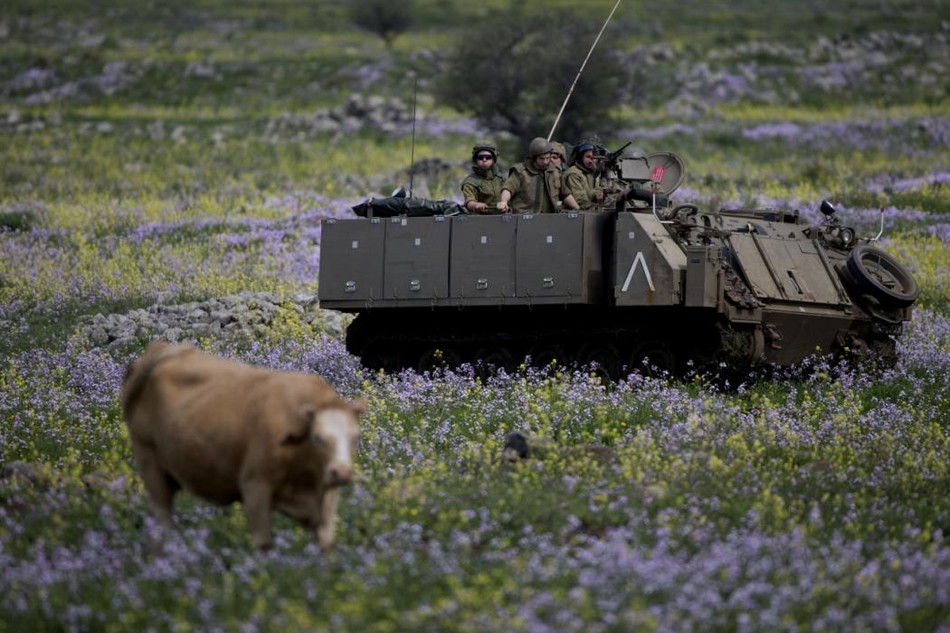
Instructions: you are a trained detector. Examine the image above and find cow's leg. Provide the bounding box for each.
[132,443,176,524]
[240,479,274,551]
[316,487,341,548]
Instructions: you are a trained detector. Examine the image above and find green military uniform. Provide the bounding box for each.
[502,163,562,214]
[562,162,603,211]
[461,163,504,214]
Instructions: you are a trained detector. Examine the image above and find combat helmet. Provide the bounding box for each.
[471,141,498,161]
[528,137,553,158]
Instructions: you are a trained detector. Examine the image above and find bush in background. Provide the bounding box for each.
[433,7,626,144]
[348,0,415,49]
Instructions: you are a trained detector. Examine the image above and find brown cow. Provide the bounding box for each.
[121,341,365,550]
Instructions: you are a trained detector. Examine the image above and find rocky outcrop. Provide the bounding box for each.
[76,291,350,348]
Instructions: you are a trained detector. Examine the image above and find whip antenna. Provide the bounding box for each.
[547,0,623,141]
[408,77,418,198]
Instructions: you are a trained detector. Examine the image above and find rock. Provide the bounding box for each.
[75,292,351,349]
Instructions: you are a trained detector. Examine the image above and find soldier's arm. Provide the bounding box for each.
[498,188,512,212]
[564,171,592,209]
[498,173,520,212]
[591,175,606,202]
[461,182,486,213]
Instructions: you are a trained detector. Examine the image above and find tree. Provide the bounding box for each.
[433,9,625,146]
[348,0,414,49]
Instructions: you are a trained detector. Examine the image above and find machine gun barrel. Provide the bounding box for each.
[594,141,633,178]
[602,141,632,165]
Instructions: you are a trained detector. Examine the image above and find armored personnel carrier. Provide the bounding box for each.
[318,148,919,378]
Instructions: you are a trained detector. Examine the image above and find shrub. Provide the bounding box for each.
[0,209,37,232]
[433,8,625,145]
[348,0,415,49]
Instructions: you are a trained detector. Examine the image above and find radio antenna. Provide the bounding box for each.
[408,77,418,198]
[547,0,623,141]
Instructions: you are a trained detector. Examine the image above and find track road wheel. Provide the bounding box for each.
[578,341,621,382]
[360,341,405,374]
[527,342,568,373]
[629,340,676,376]
[416,346,462,373]
[473,346,514,378]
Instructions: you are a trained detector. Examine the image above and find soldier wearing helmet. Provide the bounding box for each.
[549,141,567,172]
[498,137,567,214]
[461,142,505,214]
[562,142,606,210]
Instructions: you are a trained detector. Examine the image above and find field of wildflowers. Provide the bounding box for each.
[1,1,949,630]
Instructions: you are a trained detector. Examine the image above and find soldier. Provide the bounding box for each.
[562,142,606,211]
[461,141,505,214]
[549,141,567,172]
[497,137,567,214]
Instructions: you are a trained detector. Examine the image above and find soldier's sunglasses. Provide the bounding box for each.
[475,154,494,161]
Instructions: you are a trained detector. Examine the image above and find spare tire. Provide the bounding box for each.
[845,245,920,308]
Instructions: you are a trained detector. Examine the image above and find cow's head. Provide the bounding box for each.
[299,399,365,487]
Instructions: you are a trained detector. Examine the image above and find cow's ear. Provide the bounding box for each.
[351,398,368,415]
[281,404,315,445]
